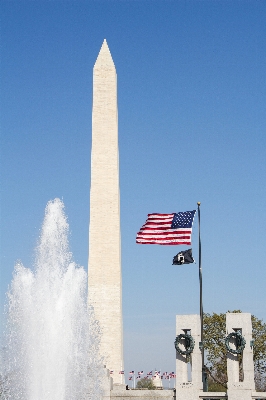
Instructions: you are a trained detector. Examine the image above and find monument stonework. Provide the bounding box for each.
[88,39,124,385]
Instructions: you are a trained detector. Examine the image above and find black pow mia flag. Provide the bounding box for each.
[172,249,195,265]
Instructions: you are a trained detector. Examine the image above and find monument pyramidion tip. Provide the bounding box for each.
[94,39,115,70]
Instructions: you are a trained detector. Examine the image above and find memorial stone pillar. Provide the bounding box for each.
[175,314,203,399]
[226,312,255,400]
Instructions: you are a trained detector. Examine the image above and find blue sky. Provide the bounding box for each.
[1,0,266,380]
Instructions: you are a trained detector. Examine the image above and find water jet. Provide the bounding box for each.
[4,199,104,400]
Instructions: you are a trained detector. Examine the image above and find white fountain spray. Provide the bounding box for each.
[3,199,104,400]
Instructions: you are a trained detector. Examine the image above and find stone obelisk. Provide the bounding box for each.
[88,39,124,385]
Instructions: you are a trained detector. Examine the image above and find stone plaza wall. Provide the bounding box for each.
[110,388,175,400]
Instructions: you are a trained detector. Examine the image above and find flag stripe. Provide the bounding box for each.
[147,213,175,218]
[138,231,191,236]
[144,224,172,228]
[137,236,191,241]
[137,240,192,245]
[138,226,190,231]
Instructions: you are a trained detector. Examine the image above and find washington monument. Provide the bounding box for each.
[88,39,124,385]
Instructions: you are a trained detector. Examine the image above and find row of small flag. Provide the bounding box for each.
[109,370,176,379]
[109,371,125,375]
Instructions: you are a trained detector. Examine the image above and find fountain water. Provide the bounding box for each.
[3,199,104,400]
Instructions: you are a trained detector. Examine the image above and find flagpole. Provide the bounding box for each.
[197,201,206,390]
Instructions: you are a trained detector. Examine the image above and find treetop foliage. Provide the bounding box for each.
[136,377,156,390]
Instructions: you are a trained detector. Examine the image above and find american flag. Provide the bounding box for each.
[138,371,143,375]
[110,370,113,375]
[136,211,196,245]
[119,371,124,374]
[147,371,152,375]
[129,371,134,375]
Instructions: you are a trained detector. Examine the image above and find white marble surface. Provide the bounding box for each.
[88,39,124,385]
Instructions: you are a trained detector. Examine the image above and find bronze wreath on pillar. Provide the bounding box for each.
[225,331,246,354]
[174,333,195,355]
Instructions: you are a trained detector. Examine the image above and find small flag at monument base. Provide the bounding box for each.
[173,248,195,265]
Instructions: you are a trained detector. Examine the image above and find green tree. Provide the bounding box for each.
[207,377,227,392]
[203,310,266,390]
[136,377,156,390]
